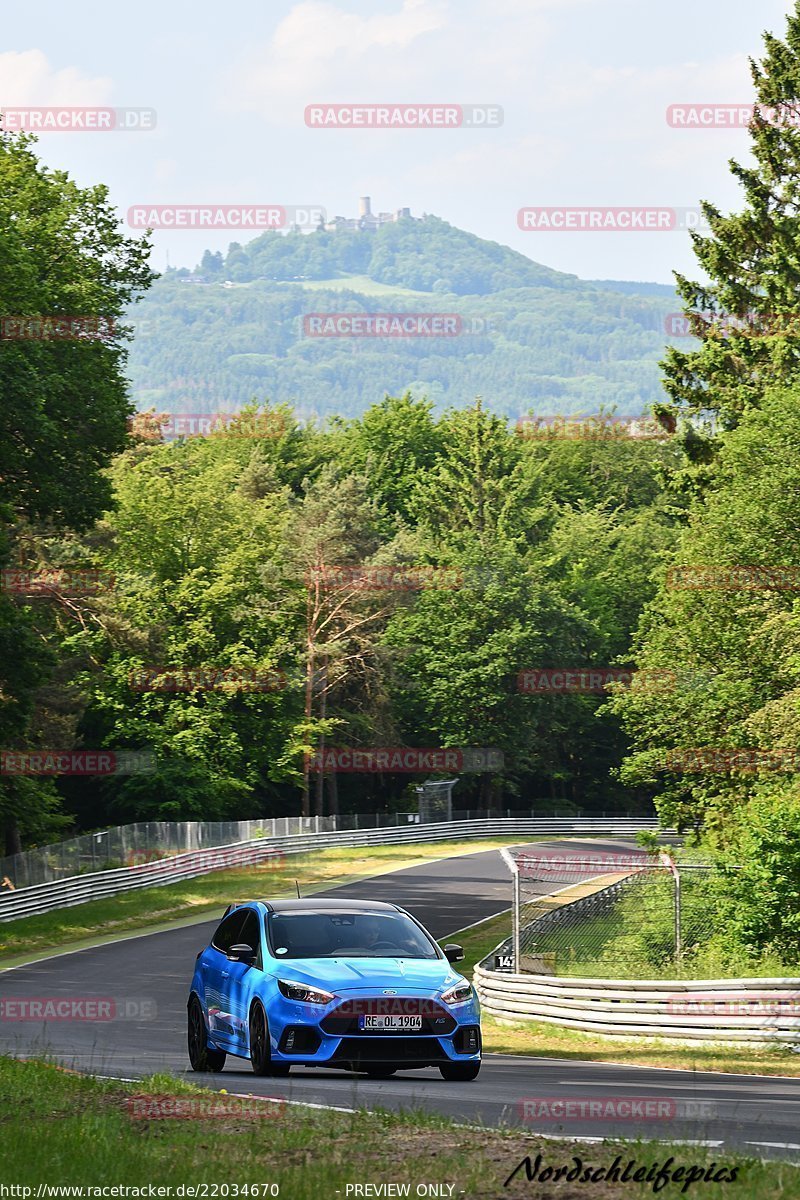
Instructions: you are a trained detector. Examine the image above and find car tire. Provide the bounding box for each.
[187,996,226,1072]
[249,1002,290,1076]
[438,1061,481,1082]
[363,1066,398,1078]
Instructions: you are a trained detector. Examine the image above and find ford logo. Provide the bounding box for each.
[382,989,397,995]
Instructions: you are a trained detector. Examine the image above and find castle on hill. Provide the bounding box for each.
[323,196,419,233]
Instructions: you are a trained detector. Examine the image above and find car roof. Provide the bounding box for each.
[263,898,401,914]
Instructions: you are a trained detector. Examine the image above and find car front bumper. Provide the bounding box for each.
[265,987,482,1068]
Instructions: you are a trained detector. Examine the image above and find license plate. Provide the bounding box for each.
[358,1014,423,1032]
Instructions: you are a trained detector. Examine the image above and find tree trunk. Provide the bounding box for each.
[302,609,315,818]
[302,665,313,818]
[4,819,22,858]
[326,764,339,818]
[314,662,327,818]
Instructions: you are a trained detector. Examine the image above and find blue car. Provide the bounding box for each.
[187,898,481,1080]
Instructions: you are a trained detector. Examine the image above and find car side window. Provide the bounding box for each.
[239,910,262,969]
[211,909,245,954]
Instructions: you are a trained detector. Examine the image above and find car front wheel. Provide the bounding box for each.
[188,997,226,1072]
[439,1061,481,1082]
[249,1003,290,1076]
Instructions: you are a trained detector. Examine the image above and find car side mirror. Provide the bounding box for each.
[443,943,464,963]
[227,943,256,963]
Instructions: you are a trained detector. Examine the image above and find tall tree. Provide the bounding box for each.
[283,466,390,816]
[0,130,153,851]
[660,2,800,447]
[610,384,800,838]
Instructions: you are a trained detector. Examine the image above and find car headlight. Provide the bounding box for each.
[277,979,334,1005]
[441,982,473,1006]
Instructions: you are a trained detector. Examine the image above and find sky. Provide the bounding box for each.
[1,0,795,284]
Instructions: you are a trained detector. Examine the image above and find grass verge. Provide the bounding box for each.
[1,1055,796,1199]
[0,837,525,966]
[445,912,800,1078]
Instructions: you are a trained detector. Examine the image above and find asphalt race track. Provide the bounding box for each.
[2,838,800,1160]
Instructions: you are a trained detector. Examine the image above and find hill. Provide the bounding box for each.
[125,214,680,421]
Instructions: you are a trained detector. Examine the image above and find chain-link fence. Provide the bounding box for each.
[0,806,557,889]
[503,851,717,978]
[415,779,457,823]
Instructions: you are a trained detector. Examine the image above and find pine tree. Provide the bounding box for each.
[660,3,800,444]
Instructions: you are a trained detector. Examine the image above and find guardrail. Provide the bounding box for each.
[473,962,800,1042]
[0,809,656,888]
[0,817,662,923]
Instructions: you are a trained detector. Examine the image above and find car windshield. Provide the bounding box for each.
[267,911,440,959]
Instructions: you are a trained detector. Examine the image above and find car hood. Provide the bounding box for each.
[268,956,464,993]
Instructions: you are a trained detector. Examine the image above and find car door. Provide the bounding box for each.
[204,908,247,1046]
[221,908,264,1052]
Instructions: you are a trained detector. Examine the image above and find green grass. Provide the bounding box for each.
[281,273,436,297]
[1,1056,797,1198]
[444,906,512,971]
[0,837,526,966]
[528,878,800,981]
[534,906,629,974]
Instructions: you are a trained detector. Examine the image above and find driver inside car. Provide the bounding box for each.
[360,914,396,951]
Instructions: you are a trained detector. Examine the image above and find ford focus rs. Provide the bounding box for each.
[187,898,482,1080]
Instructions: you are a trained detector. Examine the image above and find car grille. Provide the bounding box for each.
[328,1036,447,1065]
[320,996,456,1036]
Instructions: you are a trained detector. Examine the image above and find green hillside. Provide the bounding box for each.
[125,215,680,421]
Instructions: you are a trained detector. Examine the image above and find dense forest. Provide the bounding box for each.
[2,387,682,839]
[126,216,679,420]
[6,5,800,971]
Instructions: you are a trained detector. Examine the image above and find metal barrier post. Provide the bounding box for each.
[500,847,521,971]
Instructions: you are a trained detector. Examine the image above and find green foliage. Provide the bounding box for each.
[610,384,800,837]
[662,5,800,439]
[216,216,574,293]
[0,130,153,851]
[706,791,800,960]
[26,397,679,825]
[0,131,154,527]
